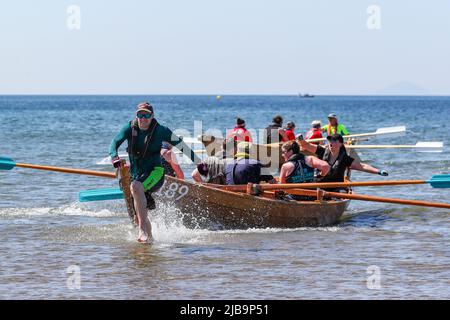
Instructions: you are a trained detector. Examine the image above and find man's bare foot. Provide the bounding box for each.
[137,236,153,244]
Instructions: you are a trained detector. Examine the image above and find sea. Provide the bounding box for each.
[0,95,449,299]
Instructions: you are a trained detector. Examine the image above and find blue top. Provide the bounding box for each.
[225,158,262,185]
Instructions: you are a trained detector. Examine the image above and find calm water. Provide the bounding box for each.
[0,95,449,299]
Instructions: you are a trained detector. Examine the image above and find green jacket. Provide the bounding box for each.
[322,124,349,136]
[109,120,200,179]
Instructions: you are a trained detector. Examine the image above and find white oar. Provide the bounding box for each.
[305,126,406,144]
[180,137,202,144]
[346,141,444,152]
[96,149,206,165]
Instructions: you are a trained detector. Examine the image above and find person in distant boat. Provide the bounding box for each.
[191,138,236,185]
[305,120,324,145]
[322,113,349,136]
[297,133,388,187]
[284,121,296,141]
[160,142,184,179]
[225,142,276,185]
[279,141,330,184]
[226,117,253,142]
[109,102,201,243]
[264,115,289,144]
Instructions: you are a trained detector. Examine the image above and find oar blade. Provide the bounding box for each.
[414,142,444,152]
[427,174,450,188]
[79,188,124,202]
[0,156,16,170]
[374,126,406,137]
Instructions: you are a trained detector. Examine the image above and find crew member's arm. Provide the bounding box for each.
[161,148,185,179]
[306,156,330,177]
[191,168,203,183]
[279,162,295,184]
[298,138,319,155]
[109,123,130,167]
[350,161,388,176]
[164,128,202,164]
[340,125,349,136]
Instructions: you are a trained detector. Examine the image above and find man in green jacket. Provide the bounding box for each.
[109,102,201,243]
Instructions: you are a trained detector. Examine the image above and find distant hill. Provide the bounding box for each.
[377,81,431,95]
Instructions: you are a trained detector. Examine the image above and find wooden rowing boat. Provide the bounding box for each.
[155,175,350,229]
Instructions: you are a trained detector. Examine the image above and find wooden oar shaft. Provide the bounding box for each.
[15,162,116,179]
[288,189,450,209]
[220,180,427,192]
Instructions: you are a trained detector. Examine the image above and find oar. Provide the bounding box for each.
[216,175,450,192]
[286,188,450,209]
[79,188,124,202]
[266,126,407,147]
[0,156,116,179]
[306,126,406,144]
[346,141,444,152]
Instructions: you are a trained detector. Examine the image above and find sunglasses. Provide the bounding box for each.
[137,113,152,119]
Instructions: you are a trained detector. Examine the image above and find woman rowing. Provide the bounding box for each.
[279,140,330,200]
[109,102,200,243]
[297,133,388,188]
[280,141,330,184]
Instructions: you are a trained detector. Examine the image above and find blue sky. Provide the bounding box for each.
[1,0,449,94]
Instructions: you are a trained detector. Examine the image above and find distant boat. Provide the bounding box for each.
[298,93,314,98]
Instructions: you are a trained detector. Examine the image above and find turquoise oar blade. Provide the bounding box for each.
[79,188,124,202]
[0,156,16,170]
[427,174,450,188]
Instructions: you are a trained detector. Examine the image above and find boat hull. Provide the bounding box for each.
[156,176,349,229]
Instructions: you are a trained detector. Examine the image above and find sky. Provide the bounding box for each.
[0,0,449,95]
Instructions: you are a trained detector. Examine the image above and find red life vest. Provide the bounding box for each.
[226,126,253,142]
[285,129,296,141]
[306,128,323,144]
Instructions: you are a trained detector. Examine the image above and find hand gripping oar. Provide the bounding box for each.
[217,175,450,192]
[0,156,116,179]
[286,189,450,210]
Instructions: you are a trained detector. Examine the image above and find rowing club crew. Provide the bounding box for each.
[109,102,387,243]
[225,113,349,146]
[192,135,388,190]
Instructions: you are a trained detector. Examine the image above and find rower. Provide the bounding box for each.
[305,120,324,144]
[284,121,296,141]
[297,133,388,190]
[279,141,330,200]
[226,117,253,142]
[191,138,236,185]
[225,142,276,185]
[322,113,349,136]
[280,141,330,184]
[160,142,184,179]
[264,115,289,144]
